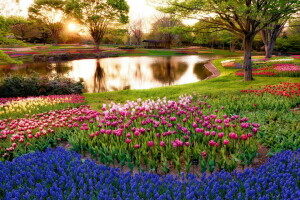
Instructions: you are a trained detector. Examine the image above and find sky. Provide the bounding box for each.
[2,0,159,21]
[1,0,196,32]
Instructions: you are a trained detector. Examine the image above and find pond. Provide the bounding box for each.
[0,55,222,93]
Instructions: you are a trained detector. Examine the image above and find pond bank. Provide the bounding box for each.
[204,61,221,80]
[32,52,118,62]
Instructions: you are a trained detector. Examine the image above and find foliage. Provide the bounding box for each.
[0,50,22,65]
[28,0,65,44]
[0,73,84,98]
[65,0,129,49]
[0,16,25,46]
[8,16,46,43]
[149,15,191,48]
[275,34,300,52]
[0,147,299,199]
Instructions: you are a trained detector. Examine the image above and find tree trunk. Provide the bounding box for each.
[261,23,285,58]
[95,42,100,50]
[265,42,275,58]
[243,35,255,81]
[230,41,236,52]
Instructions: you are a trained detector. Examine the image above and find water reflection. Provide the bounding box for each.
[93,60,107,93]
[0,55,218,93]
[151,57,188,85]
[0,62,72,76]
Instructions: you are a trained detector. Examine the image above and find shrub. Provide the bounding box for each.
[0,73,84,98]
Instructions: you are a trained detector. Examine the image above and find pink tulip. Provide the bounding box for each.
[126,133,131,137]
[125,139,131,144]
[201,151,207,159]
[147,141,154,147]
[160,141,165,147]
[229,132,238,139]
[208,140,216,146]
[241,134,248,140]
[204,131,210,136]
[134,144,140,149]
[223,139,229,145]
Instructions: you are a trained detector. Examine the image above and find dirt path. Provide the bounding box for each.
[204,61,221,80]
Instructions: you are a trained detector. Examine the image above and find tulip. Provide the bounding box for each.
[201,151,207,159]
[134,144,140,149]
[125,139,131,144]
[218,132,224,138]
[159,141,165,147]
[241,134,248,140]
[229,132,238,139]
[147,141,154,147]
[208,140,216,146]
[223,140,229,145]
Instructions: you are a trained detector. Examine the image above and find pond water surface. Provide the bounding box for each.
[0,55,222,93]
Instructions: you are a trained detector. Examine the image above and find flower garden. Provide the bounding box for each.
[0,55,299,198]
[221,56,300,77]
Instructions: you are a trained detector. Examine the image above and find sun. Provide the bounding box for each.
[67,22,77,32]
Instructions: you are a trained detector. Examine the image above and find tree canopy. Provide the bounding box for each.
[28,0,65,44]
[65,0,129,49]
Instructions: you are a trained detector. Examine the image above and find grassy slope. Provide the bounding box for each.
[84,57,299,110]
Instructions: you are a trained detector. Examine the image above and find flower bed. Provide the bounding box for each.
[236,63,300,77]
[0,147,299,199]
[0,94,86,118]
[240,82,300,98]
[291,55,300,59]
[0,105,99,160]
[0,95,259,173]
[69,95,259,173]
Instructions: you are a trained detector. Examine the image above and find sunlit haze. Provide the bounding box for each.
[3,0,196,30]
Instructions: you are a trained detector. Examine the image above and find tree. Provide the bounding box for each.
[261,20,287,58]
[0,16,23,64]
[149,15,184,48]
[128,18,144,45]
[28,0,65,44]
[159,0,300,81]
[65,0,129,49]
